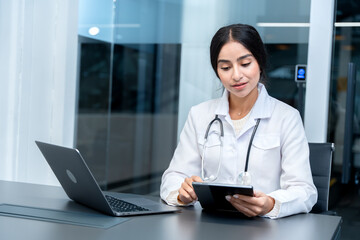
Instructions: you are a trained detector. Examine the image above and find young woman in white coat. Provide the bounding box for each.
[160,24,317,219]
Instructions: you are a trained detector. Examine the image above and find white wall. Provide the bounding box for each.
[0,0,78,186]
[304,0,335,142]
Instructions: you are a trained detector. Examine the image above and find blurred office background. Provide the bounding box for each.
[75,0,312,194]
[1,0,360,239]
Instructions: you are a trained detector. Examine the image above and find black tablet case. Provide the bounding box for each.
[193,182,253,211]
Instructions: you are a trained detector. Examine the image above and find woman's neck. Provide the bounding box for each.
[229,87,259,120]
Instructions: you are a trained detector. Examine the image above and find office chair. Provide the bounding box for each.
[308,142,335,214]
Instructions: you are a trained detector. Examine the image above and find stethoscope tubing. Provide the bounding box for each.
[244,118,260,172]
[202,115,260,181]
[204,115,224,138]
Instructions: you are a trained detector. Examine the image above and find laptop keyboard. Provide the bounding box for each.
[105,195,150,213]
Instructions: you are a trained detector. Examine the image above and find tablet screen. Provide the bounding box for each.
[192,182,253,211]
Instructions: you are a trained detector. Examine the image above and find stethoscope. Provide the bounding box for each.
[201,114,261,185]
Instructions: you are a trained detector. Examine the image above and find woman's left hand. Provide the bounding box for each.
[226,190,275,217]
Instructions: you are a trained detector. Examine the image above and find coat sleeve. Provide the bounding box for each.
[267,110,318,219]
[160,107,202,205]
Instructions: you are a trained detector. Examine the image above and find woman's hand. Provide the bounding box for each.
[226,190,275,217]
[178,176,203,204]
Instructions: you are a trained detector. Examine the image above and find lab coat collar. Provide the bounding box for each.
[251,83,275,120]
[214,83,275,120]
[214,90,230,116]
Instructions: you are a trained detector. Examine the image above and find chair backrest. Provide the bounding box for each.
[308,142,334,213]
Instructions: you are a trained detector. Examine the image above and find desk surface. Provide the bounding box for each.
[0,180,341,240]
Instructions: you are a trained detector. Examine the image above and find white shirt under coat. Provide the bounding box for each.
[160,83,318,219]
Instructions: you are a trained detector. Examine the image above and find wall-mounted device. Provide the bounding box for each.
[295,64,307,83]
[295,64,307,121]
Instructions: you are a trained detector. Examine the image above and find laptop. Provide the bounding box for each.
[35,141,178,216]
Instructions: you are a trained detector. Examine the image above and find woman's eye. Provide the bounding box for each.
[242,62,251,67]
[220,67,230,71]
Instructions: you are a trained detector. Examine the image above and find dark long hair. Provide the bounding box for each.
[210,24,267,82]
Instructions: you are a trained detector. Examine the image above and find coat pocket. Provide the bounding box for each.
[252,134,280,151]
[251,134,281,170]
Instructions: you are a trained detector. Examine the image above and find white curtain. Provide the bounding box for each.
[0,0,78,186]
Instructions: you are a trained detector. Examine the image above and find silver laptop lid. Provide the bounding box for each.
[35,141,114,215]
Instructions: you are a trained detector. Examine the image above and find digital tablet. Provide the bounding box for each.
[192,182,254,212]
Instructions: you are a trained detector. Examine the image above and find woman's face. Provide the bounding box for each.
[217,41,261,101]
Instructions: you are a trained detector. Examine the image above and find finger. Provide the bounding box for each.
[178,188,193,204]
[230,199,258,217]
[231,195,262,217]
[184,177,194,185]
[233,194,256,204]
[253,190,266,198]
[181,181,197,200]
[191,175,203,182]
[232,194,270,216]
[237,191,275,215]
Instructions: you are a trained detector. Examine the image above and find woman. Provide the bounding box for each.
[160,24,317,219]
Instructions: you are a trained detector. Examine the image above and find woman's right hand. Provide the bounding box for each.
[178,176,203,204]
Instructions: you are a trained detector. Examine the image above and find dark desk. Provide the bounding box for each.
[0,180,341,240]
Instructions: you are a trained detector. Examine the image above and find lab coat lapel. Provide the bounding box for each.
[237,83,275,137]
[238,115,256,137]
[214,91,233,133]
[214,90,229,117]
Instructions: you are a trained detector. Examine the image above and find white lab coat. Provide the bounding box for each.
[160,83,317,219]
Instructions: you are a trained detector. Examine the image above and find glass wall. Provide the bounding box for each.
[77,0,182,194]
[328,0,360,192]
[326,2,360,237]
[77,0,311,195]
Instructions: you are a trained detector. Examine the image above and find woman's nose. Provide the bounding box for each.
[232,66,243,81]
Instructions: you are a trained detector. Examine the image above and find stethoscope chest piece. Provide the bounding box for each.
[237,171,252,185]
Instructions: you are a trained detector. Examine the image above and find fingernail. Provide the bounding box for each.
[225,195,231,201]
[233,194,239,199]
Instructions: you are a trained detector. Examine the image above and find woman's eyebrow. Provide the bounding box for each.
[217,54,253,64]
[237,54,253,61]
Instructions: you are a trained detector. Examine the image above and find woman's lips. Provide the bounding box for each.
[232,82,247,90]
